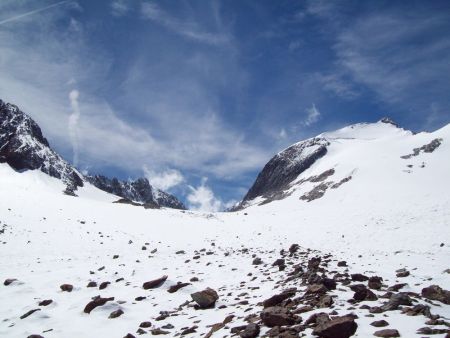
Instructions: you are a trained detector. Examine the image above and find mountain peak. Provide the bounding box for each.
[0,98,83,194]
[379,117,399,127]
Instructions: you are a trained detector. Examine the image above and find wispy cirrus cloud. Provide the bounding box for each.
[110,0,131,17]
[0,0,71,25]
[140,1,230,46]
[304,104,321,126]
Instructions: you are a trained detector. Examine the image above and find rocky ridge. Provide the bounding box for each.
[0,98,184,208]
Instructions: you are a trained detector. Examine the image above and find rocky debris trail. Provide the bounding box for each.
[2,229,449,338]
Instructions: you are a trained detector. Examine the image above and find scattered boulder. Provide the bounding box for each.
[252,257,263,265]
[4,278,17,286]
[370,320,389,327]
[84,296,114,314]
[260,306,297,327]
[60,284,73,292]
[373,329,400,337]
[99,281,110,290]
[395,269,410,278]
[368,276,383,290]
[38,299,53,306]
[351,274,368,282]
[240,323,260,338]
[312,315,357,338]
[109,309,124,318]
[381,293,412,311]
[263,289,296,308]
[20,308,41,319]
[421,285,450,304]
[191,288,219,309]
[167,282,190,293]
[142,275,168,290]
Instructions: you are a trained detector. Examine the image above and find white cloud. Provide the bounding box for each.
[304,103,321,126]
[0,0,273,190]
[143,167,184,191]
[331,12,450,121]
[314,72,358,100]
[68,89,80,166]
[140,2,230,46]
[111,0,130,17]
[187,178,222,212]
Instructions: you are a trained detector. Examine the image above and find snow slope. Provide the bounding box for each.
[0,121,449,338]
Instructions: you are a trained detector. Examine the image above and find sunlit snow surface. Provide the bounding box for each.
[0,121,449,337]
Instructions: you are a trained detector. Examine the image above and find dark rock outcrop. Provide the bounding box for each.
[0,99,83,194]
[232,138,329,209]
[86,175,185,209]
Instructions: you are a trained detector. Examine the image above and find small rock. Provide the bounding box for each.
[20,308,41,319]
[142,275,168,289]
[60,284,73,292]
[99,281,110,290]
[38,299,53,306]
[167,282,190,293]
[373,329,400,337]
[4,278,17,286]
[370,320,389,327]
[252,257,263,265]
[84,296,114,314]
[109,309,124,318]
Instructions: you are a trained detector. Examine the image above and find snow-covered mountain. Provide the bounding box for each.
[85,175,186,210]
[234,118,446,210]
[0,99,84,195]
[0,99,184,209]
[1,112,449,338]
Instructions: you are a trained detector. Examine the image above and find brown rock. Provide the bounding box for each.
[84,296,114,314]
[191,287,219,308]
[142,275,168,289]
[373,329,400,337]
[260,306,297,327]
[38,299,53,306]
[312,315,357,338]
[240,323,260,338]
[370,320,389,327]
[109,309,124,318]
[60,284,73,292]
[421,285,450,305]
[167,282,190,293]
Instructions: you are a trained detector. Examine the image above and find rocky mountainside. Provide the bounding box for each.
[85,175,186,210]
[0,98,185,209]
[234,118,445,210]
[0,99,83,195]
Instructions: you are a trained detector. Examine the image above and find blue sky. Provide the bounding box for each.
[1,0,450,210]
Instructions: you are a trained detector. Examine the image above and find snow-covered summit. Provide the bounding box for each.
[235,119,448,209]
